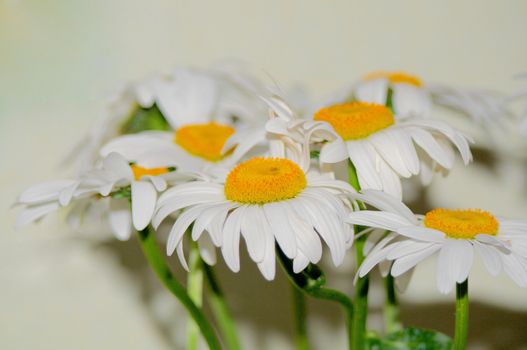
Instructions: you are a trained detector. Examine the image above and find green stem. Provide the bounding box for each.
[136,228,221,350]
[348,160,369,350]
[352,235,369,350]
[204,264,242,350]
[292,285,309,350]
[187,242,204,350]
[454,279,469,350]
[278,249,353,349]
[384,273,401,334]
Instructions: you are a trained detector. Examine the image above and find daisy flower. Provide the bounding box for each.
[153,99,356,280]
[99,67,272,172]
[348,190,527,294]
[333,70,510,127]
[69,66,268,171]
[313,101,473,198]
[16,153,187,240]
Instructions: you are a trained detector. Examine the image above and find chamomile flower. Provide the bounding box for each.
[314,101,472,198]
[99,67,273,171]
[334,70,510,127]
[153,99,356,279]
[348,190,527,294]
[70,66,268,171]
[16,153,187,240]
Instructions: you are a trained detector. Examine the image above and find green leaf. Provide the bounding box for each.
[367,327,453,350]
[120,104,171,134]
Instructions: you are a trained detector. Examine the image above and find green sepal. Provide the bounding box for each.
[110,186,131,200]
[120,104,171,134]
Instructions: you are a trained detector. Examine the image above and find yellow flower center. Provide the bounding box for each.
[363,71,423,87]
[224,157,307,204]
[424,208,499,239]
[131,165,169,181]
[174,122,235,162]
[314,102,395,140]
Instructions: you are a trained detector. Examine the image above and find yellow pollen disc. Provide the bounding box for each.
[224,157,307,204]
[131,165,169,181]
[314,102,395,140]
[363,71,423,87]
[424,208,499,239]
[174,122,235,162]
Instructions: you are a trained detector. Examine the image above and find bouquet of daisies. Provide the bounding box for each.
[15,65,527,350]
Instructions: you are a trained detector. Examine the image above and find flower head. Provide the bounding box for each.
[348,190,527,294]
[315,101,472,198]
[329,70,511,130]
[153,97,357,279]
[16,153,187,240]
[68,66,269,171]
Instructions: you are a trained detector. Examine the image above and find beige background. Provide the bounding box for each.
[2,0,527,349]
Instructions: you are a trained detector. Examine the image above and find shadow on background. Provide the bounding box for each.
[94,235,527,350]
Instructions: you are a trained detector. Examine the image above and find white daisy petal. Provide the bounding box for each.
[407,119,473,165]
[17,180,77,205]
[144,175,168,192]
[166,204,208,255]
[502,254,527,287]
[355,78,389,104]
[320,139,348,164]
[256,212,276,281]
[408,127,452,168]
[356,189,417,224]
[347,211,410,232]
[58,182,81,206]
[364,229,386,255]
[392,83,431,117]
[436,240,474,294]
[263,202,298,259]
[358,234,398,278]
[15,203,60,229]
[240,205,267,263]
[391,244,440,277]
[131,181,157,231]
[286,205,323,263]
[176,242,189,271]
[191,202,234,242]
[346,141,382,190]
[102,152,134,180]
[198,234,217,266]
[208,203,237,246]
[369,129,416,178]
[294,198,346,266]
[154,194,224,229]
[108,199,132,241]
[156,68,218,128]
[396,226,446,243]
[293,252,310,273]
[387,240,436,260]
[377,158,403,199]
[474,241,502,276]
[221,206,246,273]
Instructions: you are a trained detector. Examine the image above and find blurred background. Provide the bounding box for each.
[1,0,527,349]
